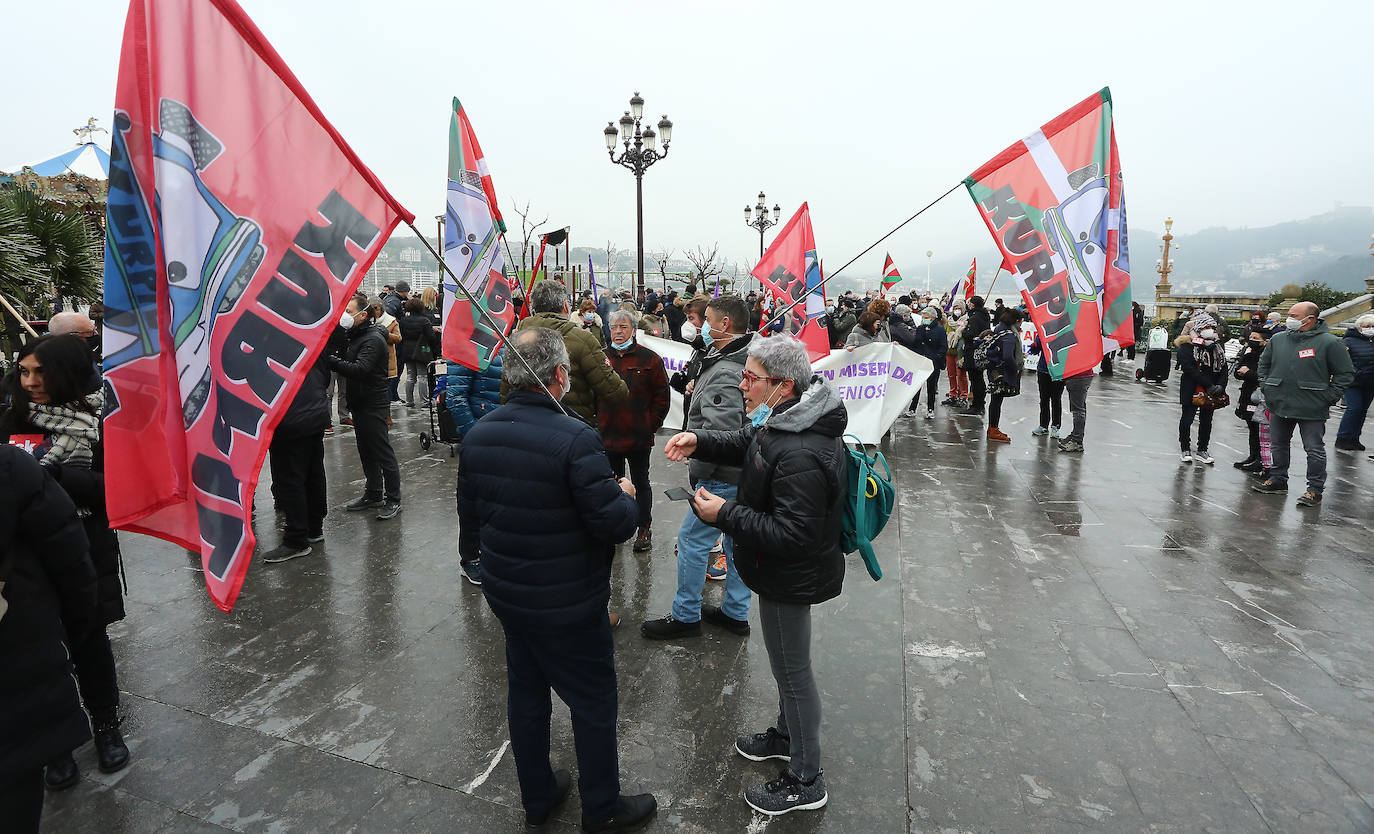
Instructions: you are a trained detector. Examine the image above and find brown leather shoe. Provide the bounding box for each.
[987,428,1011,443]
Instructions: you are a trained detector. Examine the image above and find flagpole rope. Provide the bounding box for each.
[762,181,964,332]
[403,222,583,423]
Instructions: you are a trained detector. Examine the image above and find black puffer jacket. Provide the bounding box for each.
[1233,339,1266,421]
[330,322,390,412]
[457,390,639,630]
[0,445,97,779]
[399,310,439,366]
[1345,329,1374,389]
[695,377,848,604]
[0,399,123,626]
[962,306,992,355]
[1176,335,1227,406]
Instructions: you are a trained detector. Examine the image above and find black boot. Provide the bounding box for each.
[44,752,79,790]
[92,710,131,773]
[1233,456,1258,470]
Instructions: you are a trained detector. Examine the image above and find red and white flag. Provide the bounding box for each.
[751,203,830,361]
[102,0,412,611]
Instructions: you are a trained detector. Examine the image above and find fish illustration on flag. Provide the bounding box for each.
[442,97,514,372]
[103,0,412,611]
[752,203,830,361]
[964,87,1132,380]
[881,253,902,292]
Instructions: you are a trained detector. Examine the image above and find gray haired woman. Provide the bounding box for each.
[662,335,847,815]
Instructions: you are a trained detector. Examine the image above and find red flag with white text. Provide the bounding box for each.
[102,0,412,611]
[751,203,830,361]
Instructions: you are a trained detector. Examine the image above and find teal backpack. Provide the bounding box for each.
[839,434,894,580]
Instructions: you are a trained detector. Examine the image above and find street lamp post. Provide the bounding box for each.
[744,191,781,258]
[604,92,673,298]
[926,250,933,296]
[745,191,780,295]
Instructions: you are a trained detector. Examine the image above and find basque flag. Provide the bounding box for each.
[103,0,411,611]
[965,88,1132,380]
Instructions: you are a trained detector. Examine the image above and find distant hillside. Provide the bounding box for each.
[1162,205,1372,295]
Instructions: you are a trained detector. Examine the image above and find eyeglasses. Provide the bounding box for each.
[740,370,784,387]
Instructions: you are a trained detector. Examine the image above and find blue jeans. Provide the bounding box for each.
[1268,413,1327,492]
[1336,385,1373,443]
[672,479,751,623]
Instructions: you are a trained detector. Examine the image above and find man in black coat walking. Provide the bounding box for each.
[457,327,657,833]
[328,298,402,520]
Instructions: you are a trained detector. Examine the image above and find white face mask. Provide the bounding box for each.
[1285,316,1305,331]
[681,321,698,340]
[1199,328,1218,342]
[1361,327,1374,337]
[339,310,355,329]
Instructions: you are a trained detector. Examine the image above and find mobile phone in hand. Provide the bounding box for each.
[664,487,693,502]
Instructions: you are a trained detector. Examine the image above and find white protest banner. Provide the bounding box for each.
[637,335,932,444]
[1020,321,1038,371]
[638,333,694,430]
[812,342,933,444]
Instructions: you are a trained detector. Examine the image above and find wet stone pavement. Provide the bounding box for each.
[41,364,1374,833]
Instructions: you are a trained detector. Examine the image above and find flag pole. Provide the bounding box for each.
[761,181,963,332]
[0,291,40,339]
[403,221,583,423]
[984,267,1004,300]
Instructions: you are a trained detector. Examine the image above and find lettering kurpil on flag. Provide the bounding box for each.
[964,88,1132,380]
[103,0,412,611]
[751,203,831,362]
[441,97,515,372]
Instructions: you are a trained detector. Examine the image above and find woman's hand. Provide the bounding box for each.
[664,432,698,461]
[691,485,725,523]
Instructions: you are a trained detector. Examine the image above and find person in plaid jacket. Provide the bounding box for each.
[598,310,671,552]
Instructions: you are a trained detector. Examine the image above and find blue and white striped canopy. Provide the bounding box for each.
[4,143,111,179]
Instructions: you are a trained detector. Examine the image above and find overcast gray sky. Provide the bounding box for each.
[4,0,1370,289]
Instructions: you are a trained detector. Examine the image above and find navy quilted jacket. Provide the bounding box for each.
[457,390,639,629]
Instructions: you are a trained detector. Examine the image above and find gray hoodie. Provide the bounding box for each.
[687,335,750,484]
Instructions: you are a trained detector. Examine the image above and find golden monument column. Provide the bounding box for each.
[1154,217,1175,304]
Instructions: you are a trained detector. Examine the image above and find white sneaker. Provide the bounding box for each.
[1180,451,1193,464]
[1049,426,1061,439]
[925,409,934,420]
[1194,452,1214,465]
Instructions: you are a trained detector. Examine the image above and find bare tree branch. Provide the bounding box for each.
[685,242,723,286]
[509,199,548,273]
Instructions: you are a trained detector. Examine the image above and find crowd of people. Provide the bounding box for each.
[2,275,1371,832]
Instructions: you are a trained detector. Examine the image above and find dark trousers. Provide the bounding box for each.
[758,598,822,781]
[1037,373,1065,428]
[269,432,327,545]
[1337,384,1373,443]
[968,366,986,409]
[353,409,401,501]
[1269,414,1327,492]
[1246,420,1261,461]
[71,624,120,716]
[909,369,940,412]
[988,393,1006,427]
[501,617,619,825]
[1179,403,1214,452]
[607,449,652,527]
[0,770,43,834]
[1065,376,1092,441]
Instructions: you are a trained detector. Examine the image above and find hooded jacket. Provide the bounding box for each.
[1257,320,1354,421]
[1344,328,1374,389]
[694,377,848,604]
[1233,338,1266,421]
[445,355,503,438]
[507,312,628,423]
[686,334,750,484]
[0,446,97,779]
[457,390,639,630]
